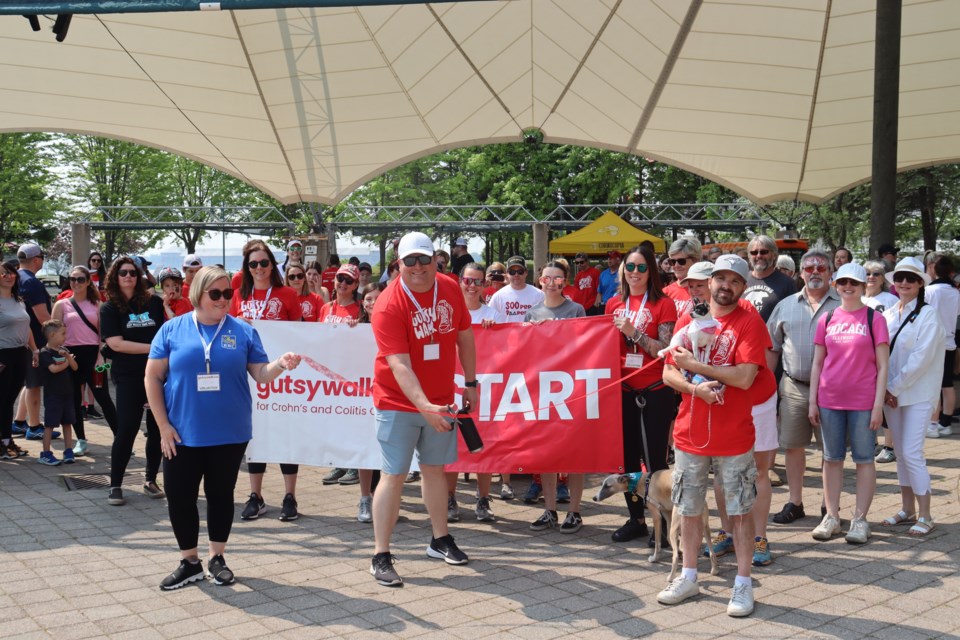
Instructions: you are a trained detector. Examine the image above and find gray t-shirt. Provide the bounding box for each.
[0,296,31,349]
[524,298,586,321]
[744,270,797,322]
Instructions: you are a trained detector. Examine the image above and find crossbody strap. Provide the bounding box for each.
[70,299,100,337]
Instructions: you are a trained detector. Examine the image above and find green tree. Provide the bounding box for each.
[0,133,57,252]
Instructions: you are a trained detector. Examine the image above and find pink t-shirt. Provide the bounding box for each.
[814,306,890,410]
[62,298,100,347]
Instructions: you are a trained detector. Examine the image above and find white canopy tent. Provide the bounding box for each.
[1,0,959,205]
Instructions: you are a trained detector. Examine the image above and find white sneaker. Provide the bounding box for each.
[926,424,941,438]
[812,514,841,540]
[357,496,372,523]
[938,424,953,436]
[727,582,755,617]
[845,516,871,544]
[657,576,699,605]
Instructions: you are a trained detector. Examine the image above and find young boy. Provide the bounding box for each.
[159,267,193,320]
[38,319,78,465]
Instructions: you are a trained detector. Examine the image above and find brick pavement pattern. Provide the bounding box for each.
[1,419,958,639]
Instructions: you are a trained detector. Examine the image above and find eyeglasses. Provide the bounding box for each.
[574,260,585,265]
[749,249,771,256]
[336,274,356,285]
[460,277,483,286]
[867,271,884,277]
[248,259,271,269]
[539,276,566,285]
[68,276,87,283]
[117,269,138,278]
[893,273,922,284]
[287,273,305,281]
[508,268,526,276]
[667,257,690,266]
[206,288,234,301]
[834,278,861,287]
[89,258,102,264]
[401,255,433,267]
[488,270,504,275]
[624,263,648,273]
[802,265,828,273]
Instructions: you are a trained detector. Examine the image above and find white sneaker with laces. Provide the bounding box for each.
[656,576,699,605]
[812,514,841,540]
[727,582,755,617]
[358,496,373,523]
[845,516,871,544]
[926,423,941,439]
[938,424,953,436]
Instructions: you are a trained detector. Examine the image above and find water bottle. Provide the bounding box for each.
[456,409,484,453]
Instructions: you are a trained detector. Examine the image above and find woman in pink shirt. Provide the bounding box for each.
[809,263,890,544]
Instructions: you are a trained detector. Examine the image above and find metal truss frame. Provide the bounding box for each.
[83,206,296,235]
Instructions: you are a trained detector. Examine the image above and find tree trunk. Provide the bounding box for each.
[918,170,938,251]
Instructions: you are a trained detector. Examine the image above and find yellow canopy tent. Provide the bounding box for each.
[549,212,666,255]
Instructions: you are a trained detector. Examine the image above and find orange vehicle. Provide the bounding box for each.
[703,238,809,264]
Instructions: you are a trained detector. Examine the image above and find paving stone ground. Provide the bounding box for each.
[2,418,958,639]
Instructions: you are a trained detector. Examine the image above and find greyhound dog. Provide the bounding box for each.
[593,471,719,581]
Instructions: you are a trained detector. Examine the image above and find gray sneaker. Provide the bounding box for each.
[499,483,514,500]
[727,581,754,617]
[657,576,699,605]
[447,495,461,523]
[845,516,871,544]
[358,496,373,523]
[875,446,896,463]
[812,514,841,540]
[475,496,495,522]
[370,553,402,586]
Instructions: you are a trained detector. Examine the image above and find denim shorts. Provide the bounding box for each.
[819,408,876,464]
[375,409,457,475]
[671,449,757,517]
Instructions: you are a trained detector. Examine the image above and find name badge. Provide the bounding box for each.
[197,373,221,392]
[625,352,644,369]
[423,343,440,361]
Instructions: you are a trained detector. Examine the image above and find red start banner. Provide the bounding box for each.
[448,315,624,473]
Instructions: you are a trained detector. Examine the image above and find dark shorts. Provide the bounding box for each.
[942,350,955,388]
[25,363,44,389]
[44,393,75,427]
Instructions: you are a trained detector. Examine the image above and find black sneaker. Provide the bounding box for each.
[772,502,806,524]
[206,554,235,585]
[559,512,583,534]
[107,487,126,506]
[322,468,347,485]
[370,552,403,586]
[279,493,299,521]
[611,519,648,542]
[530,509,558,531]
[240,493,265,520]
[160,559,204,591]
[86,406,103,419]
[426,534,469,565]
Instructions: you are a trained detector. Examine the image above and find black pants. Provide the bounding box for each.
[110,373,161,487]
[621,386,675,474]
[70,344,119,439]
[0,347,29,440]
[246,462,299,475]
[163,442,248,550]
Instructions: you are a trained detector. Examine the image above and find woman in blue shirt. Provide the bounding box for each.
[146,266,301,591]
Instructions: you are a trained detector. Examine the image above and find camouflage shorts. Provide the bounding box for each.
[671,449,757,517]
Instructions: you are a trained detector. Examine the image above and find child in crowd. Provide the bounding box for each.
[158,268,193,320]
[38,319,78,465]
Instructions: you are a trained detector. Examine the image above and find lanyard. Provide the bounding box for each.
[251,287,272,320]
[400,278,438,341]
[627,292,649,353]
[193,312,226,374]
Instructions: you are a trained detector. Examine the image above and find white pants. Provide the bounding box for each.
[883,401,932,496]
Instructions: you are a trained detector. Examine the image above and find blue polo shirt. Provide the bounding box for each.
[149,313,269,447]
[598,267,620,304]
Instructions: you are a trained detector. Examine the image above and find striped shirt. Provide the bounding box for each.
[767,288,840,382]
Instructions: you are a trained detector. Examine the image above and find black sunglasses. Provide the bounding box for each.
[624,263,648,273]
[336,274,356,285]
[667,258,690,266]
[68,276,88,283]
[117,269,138,278]
[89,258,102,264]
[401,255,433,267]
[749,249,771,256]
[248,259,271,269]
[287,273,305,281]
[508,268,526,276]
[893,273,922,284]
[574,260,585,265]
[206,288,234,301]
[834,278,862,287]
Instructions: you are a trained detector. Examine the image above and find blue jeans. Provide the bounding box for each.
[820,408,876,464]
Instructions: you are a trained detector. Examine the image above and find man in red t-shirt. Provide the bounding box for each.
[369,231,478,587]
[659,254,766,618]
[568,252,602,314]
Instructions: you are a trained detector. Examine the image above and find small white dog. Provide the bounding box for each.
[657,301,720,364]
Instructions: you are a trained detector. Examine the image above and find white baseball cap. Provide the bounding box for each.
[835,262,866,283]
[679,261,714,284]
[454,237,468,247]
[398,232,435,260]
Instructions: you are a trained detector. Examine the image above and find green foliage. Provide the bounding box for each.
[0,133,58,253]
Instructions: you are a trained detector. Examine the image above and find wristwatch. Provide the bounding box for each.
[464,380,478,388]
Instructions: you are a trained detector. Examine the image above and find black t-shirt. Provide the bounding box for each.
[39,347,74,396]
[451,253,473,277]
[99,294,165,377]
[744,270,797,322]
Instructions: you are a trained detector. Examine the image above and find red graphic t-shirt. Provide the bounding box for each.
[605,294,677,391]
[664,282,693,317]
[229,286,302,321]
[569,267,601,309]
[298,292,326,322]
[168,297,194,317]
[318,299,360,324]
[372,275,471,411]
[668,304,768,456]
